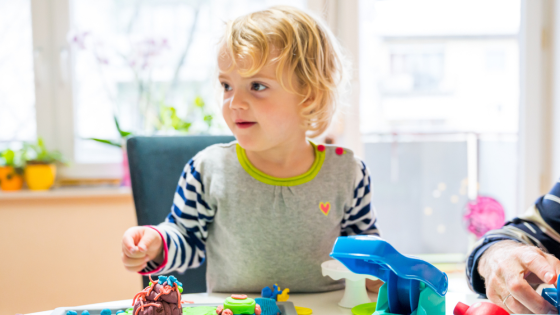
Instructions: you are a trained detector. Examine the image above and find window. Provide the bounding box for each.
[70,0,307,164]
[0,0,36,146]
[359,0,520,255]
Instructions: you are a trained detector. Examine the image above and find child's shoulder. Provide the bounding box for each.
[318,143,365,166]
[189,140,237,167]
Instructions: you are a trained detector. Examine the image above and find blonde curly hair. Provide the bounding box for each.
[220,6,350,137]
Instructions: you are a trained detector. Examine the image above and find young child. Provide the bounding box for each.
[121,6,379,293]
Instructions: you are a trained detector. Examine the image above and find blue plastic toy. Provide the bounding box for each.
[255,297,282,315]
[100,309,111,315]
[330,236,448,315]
[541,276,560,313]
[66,311,77,315]
[81,311,90,315]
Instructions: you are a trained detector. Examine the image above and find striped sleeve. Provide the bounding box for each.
[466,178,560,296]
[140,157,215,274]
[341,158,380,236]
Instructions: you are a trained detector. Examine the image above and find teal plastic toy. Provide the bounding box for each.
[330,236,448,315]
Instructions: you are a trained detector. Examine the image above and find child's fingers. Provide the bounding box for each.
[122,227,145,258]
[124,263,147,273]
[137,228,162,257]
[122,253,150,268]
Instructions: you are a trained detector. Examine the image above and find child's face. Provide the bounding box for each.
[218,48,308,152]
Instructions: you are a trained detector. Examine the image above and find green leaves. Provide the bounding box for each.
[159,105,192,132]
[23,138,66,164]
[89,138,122,148]
[114,116,132,138]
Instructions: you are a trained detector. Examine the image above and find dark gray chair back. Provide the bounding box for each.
[127,135,235,292]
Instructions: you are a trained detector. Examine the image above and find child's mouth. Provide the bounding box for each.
[235,121,256,129]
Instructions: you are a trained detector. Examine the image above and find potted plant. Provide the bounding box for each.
[23,138,66,190]
[0,148,24,191]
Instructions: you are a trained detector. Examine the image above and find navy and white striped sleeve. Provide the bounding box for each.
[141,157,215,274]
[466,178,560,296]
[341,159,380,236]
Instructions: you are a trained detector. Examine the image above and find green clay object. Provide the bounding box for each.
[182,306,217,315]
[178,286,183,293]
[352,302,377,315]
[224,296,256,314]
[125,308,134,315]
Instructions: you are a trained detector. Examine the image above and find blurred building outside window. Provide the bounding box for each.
[359,0,520,257]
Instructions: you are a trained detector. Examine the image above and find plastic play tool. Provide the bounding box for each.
[351,302,377,315]
[321,259,378,308]
[223,295,256,314]
[330,236,448,315]
[66,311,78,315]
[100,310,111,315]
[541,276,560,313]
[453,302,508,315]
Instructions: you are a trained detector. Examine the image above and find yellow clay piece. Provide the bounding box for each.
[277,288,290,302]
[295,306,312,315]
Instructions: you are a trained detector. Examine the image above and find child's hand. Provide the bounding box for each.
[121,226,164,272]
[366,279,384,293]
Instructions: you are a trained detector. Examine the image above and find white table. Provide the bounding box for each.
[28,275,479,315]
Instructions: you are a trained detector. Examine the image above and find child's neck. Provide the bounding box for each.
[245,137,315,179]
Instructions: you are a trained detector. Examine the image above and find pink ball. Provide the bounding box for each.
[463,196,505,238]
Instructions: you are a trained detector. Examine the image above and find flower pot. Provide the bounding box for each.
[25,163,57,190]
[0,166,24,191]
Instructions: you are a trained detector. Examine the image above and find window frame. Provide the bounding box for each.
[29,0,557,191]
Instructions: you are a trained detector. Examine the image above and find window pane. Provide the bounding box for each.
[0,0,36,146]
[70,0,307,163]
[359,0,520,255]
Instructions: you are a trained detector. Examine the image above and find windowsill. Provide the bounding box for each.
[0,186,132,201]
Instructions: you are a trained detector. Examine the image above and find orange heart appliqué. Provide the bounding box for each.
[319,202,331,216]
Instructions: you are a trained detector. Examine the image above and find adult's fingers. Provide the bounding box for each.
[500,290,532,314]
[543,253,560,285]
[521,248,558,285]
[506,270,556,314]
[486,275,529,314]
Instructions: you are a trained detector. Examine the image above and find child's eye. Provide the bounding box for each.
[222,82,232,92]
[251,82,267,91]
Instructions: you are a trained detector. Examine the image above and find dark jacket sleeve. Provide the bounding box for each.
[466,180,560,296]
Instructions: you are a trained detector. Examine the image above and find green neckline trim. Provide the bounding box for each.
[236,142,325,186]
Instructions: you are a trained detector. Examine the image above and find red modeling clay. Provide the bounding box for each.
[454,302,509,315]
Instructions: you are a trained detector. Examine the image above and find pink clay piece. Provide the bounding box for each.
[231,294,248,300]
[255,304,262,315]
[216,305,223,314]
[222,310,233,315]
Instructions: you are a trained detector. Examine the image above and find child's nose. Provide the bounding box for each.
[228,92,249,110]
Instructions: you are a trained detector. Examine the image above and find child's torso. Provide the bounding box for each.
[199,142,357,293]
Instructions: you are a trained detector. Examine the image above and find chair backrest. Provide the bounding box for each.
[127,135,235,292]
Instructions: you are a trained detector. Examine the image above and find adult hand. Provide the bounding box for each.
[121,226,164,272]
[478,240,560,314]
[366,279,384,293]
